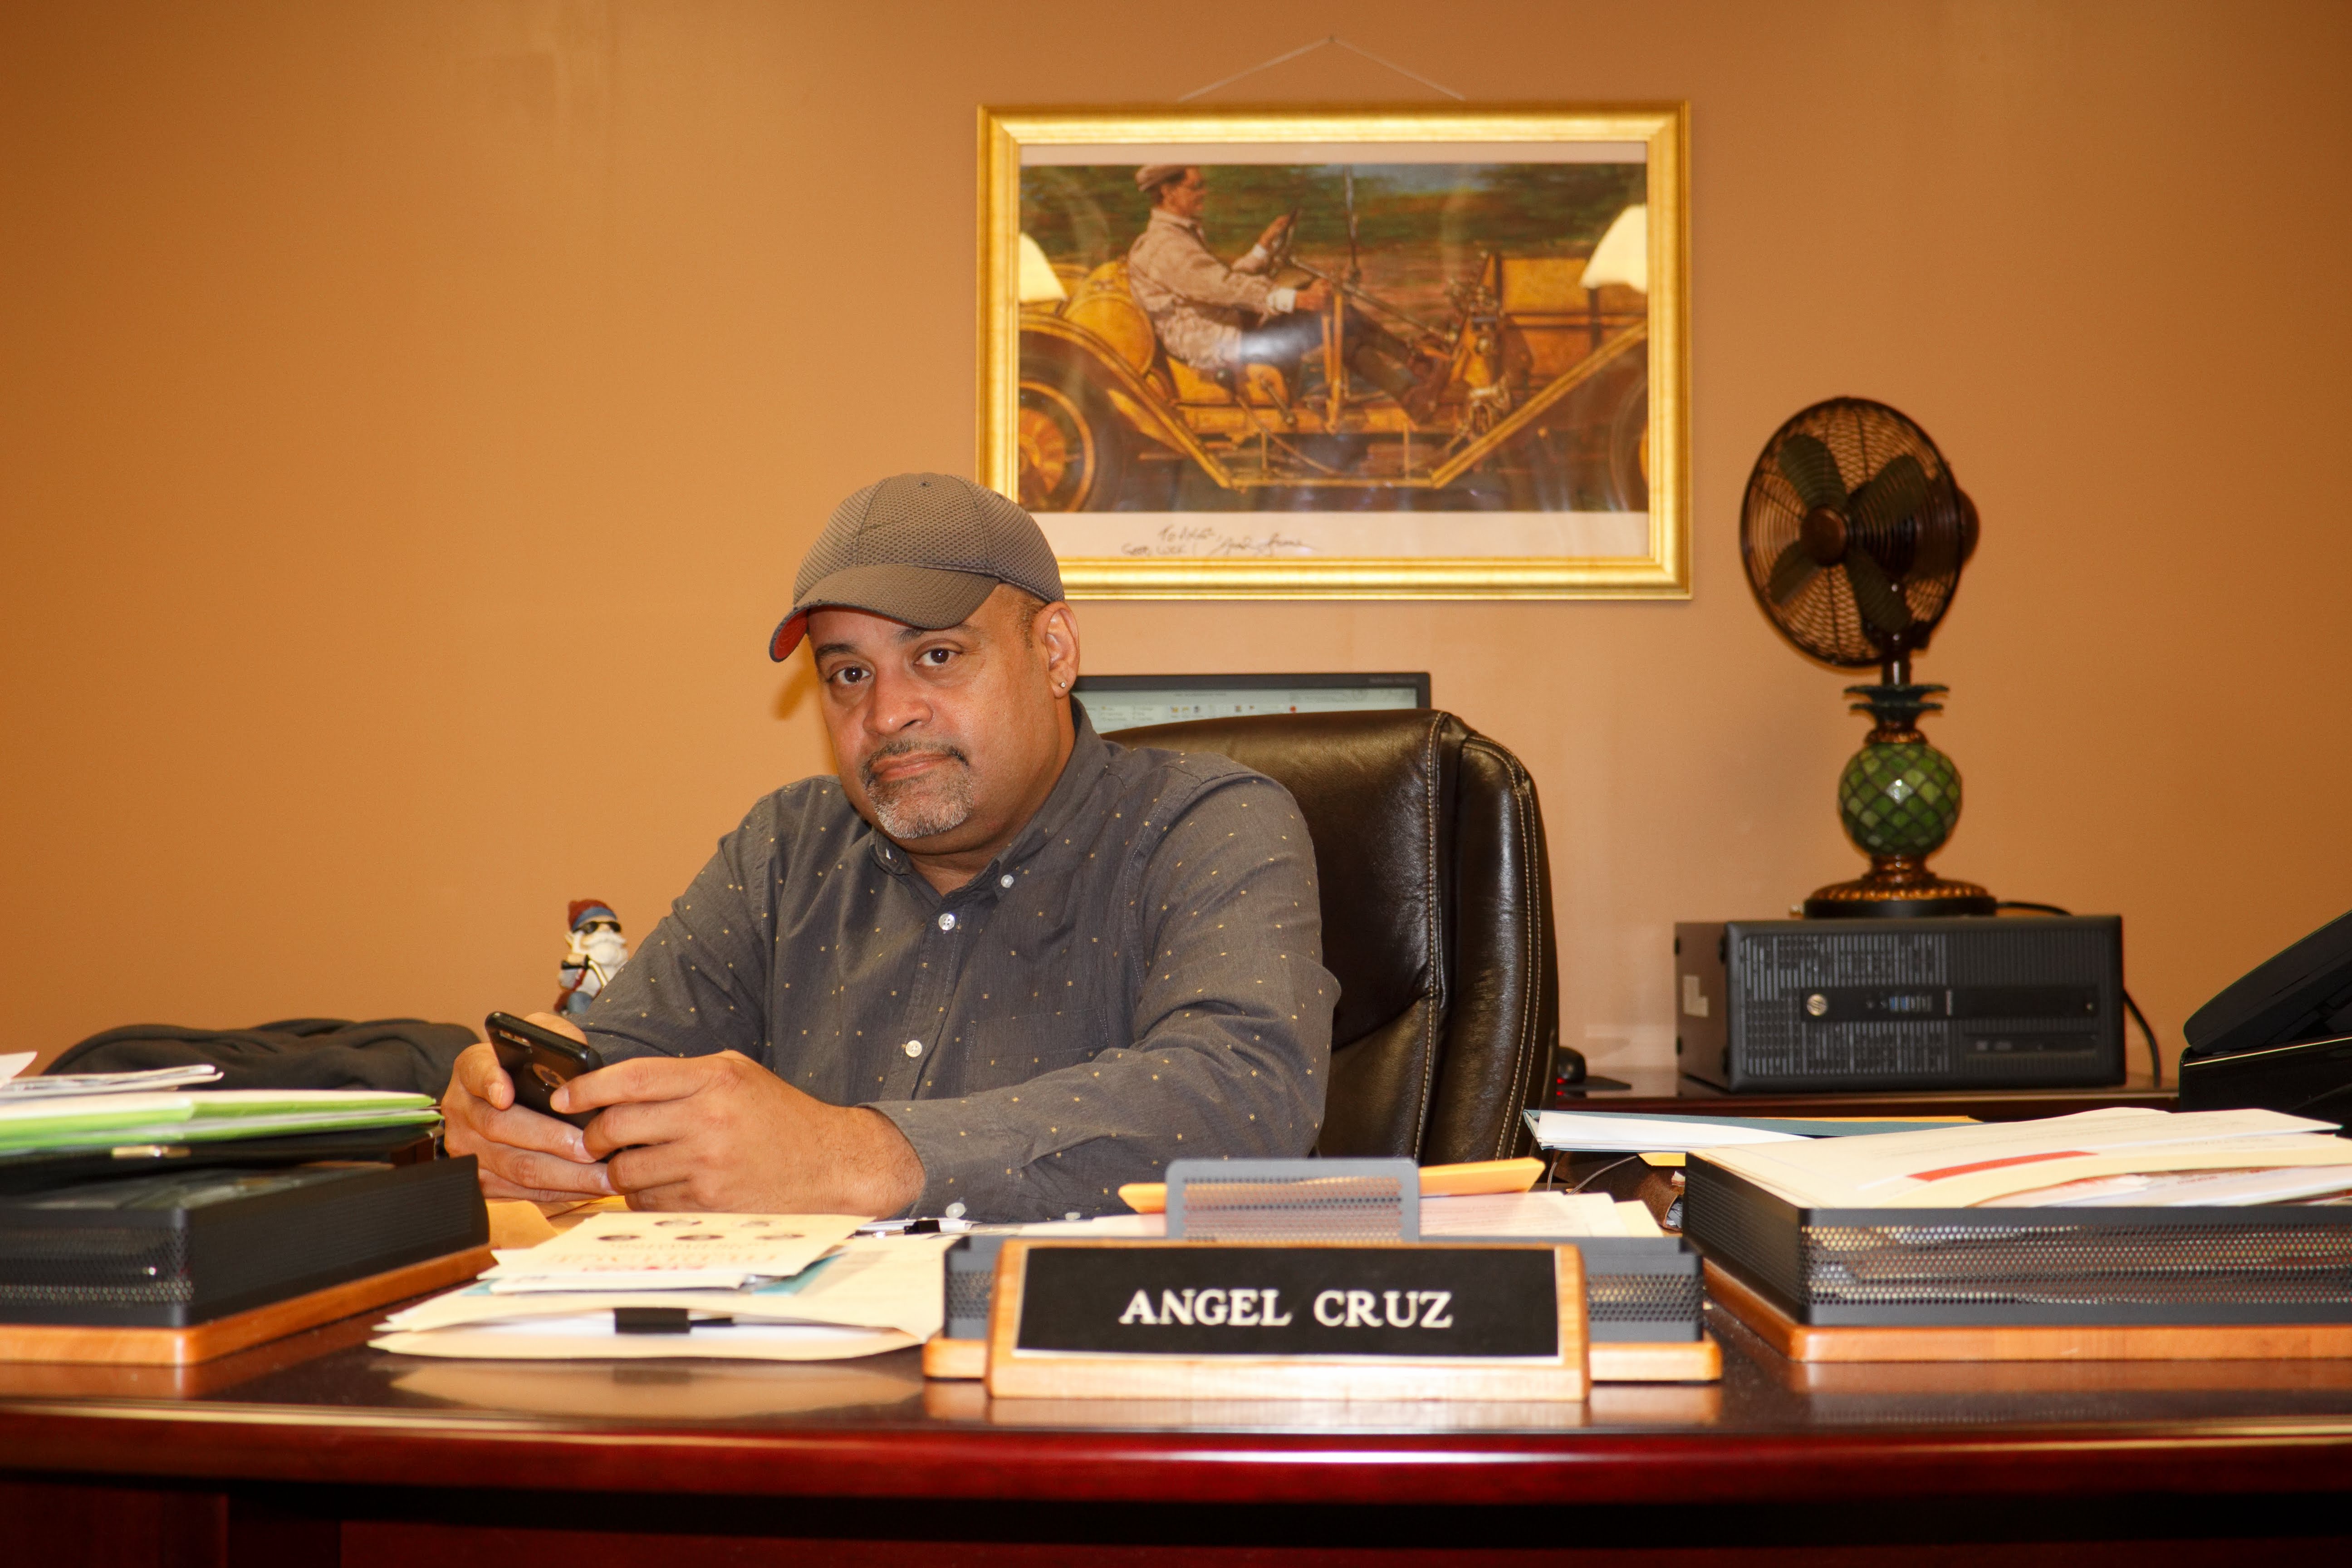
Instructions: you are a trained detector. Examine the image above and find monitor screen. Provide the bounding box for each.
[1075,673,1431,735]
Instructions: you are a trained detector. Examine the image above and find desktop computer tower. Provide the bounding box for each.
[1675,916,2126,1093]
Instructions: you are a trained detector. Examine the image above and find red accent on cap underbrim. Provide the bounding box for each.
[769,611,810,662]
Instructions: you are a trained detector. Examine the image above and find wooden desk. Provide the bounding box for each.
[4,1288,2348,1565]
[1554,1065,2174,1121]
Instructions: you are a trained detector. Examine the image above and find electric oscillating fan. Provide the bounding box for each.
[1739,397,1990,917]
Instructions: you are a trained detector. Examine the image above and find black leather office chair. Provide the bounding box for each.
[1107,709,1563,1164]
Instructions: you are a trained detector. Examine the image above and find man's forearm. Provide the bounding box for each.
[841,1107,926,1217]
[870,1033,1319,1221]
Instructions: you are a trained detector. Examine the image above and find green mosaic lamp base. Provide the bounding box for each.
[1804,683,1995,919]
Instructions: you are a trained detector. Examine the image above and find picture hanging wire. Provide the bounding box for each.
[1176,34,1468,104]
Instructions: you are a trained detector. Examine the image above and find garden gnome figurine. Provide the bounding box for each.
[555,901,629,1019]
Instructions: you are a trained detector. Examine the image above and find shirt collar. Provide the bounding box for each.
[1147,207,1203,239]
[861,701,1112,897]
[994,700,1110,877]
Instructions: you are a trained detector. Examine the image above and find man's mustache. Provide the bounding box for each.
[859,740,970,791]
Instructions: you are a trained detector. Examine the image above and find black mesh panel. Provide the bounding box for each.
[0,1225,195,1306]
[1587,1269,1703,1323]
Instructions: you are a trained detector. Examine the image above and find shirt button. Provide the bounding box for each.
[902,1039,922,1058]
[944,1201,967,1219]
[937,911,957,932]
[999,874,1014,888]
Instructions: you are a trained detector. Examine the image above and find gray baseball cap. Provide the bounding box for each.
[769,473,1065,661]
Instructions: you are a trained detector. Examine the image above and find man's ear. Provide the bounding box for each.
[1034,602,1080,696]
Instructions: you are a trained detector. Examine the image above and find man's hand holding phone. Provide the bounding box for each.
[562,1052,924,1215]
[441,1013,925,1215]
[439,1012,616,1203]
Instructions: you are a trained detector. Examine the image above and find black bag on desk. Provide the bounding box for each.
[48,1016,475,1098]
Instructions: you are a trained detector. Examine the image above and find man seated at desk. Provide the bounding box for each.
[441,473,1336,1222]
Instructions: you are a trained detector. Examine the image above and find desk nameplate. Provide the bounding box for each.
[984,1240,1587,1401]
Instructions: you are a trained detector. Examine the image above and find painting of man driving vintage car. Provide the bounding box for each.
[981,109,1688,598]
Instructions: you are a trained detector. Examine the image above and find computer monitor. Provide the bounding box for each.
[1073,672,1431,735]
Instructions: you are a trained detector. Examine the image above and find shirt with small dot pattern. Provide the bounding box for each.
[580,705,1336,1222]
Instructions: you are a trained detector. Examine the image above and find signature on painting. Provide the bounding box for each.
[1119,526,1314,559]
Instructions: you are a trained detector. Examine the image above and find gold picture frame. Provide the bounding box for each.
[979,104,1689,600]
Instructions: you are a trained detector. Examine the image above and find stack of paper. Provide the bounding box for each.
[1979,1166,2352,1207]
[1700,1107,2352,1209]
[0,1065,224,1099]
[0,1055,223,1098]
[1018,1189,1665,1240]
[375,1212,956,1361]
[477,1211,859,1292]
[0,1088,439,1154]
[1420,1189,1666,1239]
[1524,1109,1972,1153]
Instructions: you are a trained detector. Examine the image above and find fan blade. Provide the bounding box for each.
[1911,500,1960,580]
[1842,545,1913,636]
[1847,453,1931,539]
[1775,434,1847,512]
[1766,539,1821,605]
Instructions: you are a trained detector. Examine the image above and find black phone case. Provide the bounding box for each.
[485,1013,604,1130]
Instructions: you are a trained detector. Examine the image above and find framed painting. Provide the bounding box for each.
[979,105,1688,599]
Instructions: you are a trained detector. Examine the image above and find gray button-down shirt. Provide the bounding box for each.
[580,706,1335,1221]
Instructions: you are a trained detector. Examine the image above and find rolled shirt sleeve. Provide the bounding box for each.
[578,811,777,1067]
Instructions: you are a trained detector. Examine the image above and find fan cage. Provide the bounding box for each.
[1740,397,1967,670]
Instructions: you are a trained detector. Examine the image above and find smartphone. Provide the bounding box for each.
[485,1011,605,1130]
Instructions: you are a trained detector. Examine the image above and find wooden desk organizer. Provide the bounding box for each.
[0,1247,494,1367]
[1707,1259,2352,1364]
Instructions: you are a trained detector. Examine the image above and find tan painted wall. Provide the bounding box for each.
[5,1,2347,1078]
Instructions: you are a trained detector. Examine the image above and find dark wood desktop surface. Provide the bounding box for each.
[1557,1066,2174,1121]
[4,1275,2348,1565]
